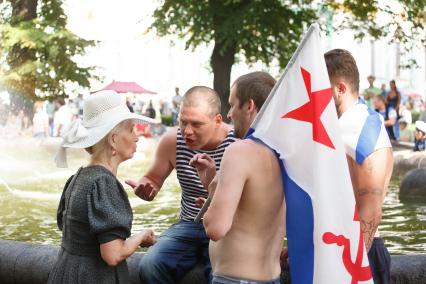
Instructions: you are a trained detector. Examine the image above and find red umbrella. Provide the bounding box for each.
[92,81,157,94]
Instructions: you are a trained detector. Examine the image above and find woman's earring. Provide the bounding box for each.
[112,149,116,156]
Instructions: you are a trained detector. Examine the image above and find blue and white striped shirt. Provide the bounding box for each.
[339,97,391,165]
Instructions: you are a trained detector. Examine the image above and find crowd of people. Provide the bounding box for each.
[363,75,426,151]
[0,90,182,140]
[0,95,83,139]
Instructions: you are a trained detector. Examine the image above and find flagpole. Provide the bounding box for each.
[250,23,319,129]
[194,195,212,223]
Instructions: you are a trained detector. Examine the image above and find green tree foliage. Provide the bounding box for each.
[150,0,317,117]
[325,0,425,60]
[150,0,425,117]
[0,0,96,113]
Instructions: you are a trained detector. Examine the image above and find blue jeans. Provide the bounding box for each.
[368,238,390,284]
[139,221,211,283]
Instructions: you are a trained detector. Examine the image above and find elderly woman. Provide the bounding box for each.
[48,91,156,283]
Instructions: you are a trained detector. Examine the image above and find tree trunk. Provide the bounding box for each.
[7,0,38,116]
[211,40,236,121]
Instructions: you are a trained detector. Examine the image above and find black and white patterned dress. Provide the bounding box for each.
[48,165,132,284]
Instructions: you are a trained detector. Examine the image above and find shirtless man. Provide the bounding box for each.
[325,49,393,284]
[126,86,236,283]
[191,72,285,284]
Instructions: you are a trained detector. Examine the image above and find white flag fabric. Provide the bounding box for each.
[246,24,373,284]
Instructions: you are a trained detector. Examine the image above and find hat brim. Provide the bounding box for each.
[63,113,157,149]
[415,121,426,134]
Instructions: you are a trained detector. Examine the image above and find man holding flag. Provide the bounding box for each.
[325,49,393,284]
[191,71,285,284]
[194,24,376,284]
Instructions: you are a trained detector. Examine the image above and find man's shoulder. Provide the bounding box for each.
[164,127,178,137]
[159,127,178,148]
[224,139,271,158]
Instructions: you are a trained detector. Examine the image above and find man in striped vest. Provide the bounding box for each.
[127,86,236,283]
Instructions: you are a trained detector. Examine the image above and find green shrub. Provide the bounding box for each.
[412,111,420,123]
[161,115,173,126]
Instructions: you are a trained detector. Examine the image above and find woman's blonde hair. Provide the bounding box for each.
[85,119,134,160]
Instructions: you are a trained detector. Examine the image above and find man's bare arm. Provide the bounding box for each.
[144,129,176,188]
[203,143,247,241]
[126,129,176,200]
[348,147,393,251]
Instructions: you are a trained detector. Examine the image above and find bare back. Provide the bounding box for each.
[208,139,286,281]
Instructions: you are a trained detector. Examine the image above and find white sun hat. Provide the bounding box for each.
[55,90,157,167]
[415,120,426,134]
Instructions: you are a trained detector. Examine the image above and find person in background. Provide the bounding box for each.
[398,118,414,143]
[53,98,73,137]
[399,102,413,125]
[126,97,134,113]
[145,100,156,119]
[386,80,401,115]
[380,83,387,97]
[413,121,426,152]
[32,101,49,139]
[363,75,381,108]
[46,99,56,136]
[49,91,156,284]
[172,87,182,109]
[374,95,398,141]
[172,87,182,126]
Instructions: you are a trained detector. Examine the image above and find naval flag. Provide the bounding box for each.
[246,24,373,284]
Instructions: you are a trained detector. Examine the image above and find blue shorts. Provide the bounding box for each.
[368,237,391,284]
[212,273,280,284]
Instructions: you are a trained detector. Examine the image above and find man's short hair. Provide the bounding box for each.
[232,72,276,110]
[324,49,360,93]
[181,86,221,116]
[368,75,375,80]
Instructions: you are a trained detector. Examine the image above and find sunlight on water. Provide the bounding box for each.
[0,137,425,254]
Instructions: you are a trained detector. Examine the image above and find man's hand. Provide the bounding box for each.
[194,197,206,208]
[189,153,216,189]
[280,247,289,269]
[125,178,158,201]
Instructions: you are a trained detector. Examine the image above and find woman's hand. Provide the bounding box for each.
[140,229,156,247]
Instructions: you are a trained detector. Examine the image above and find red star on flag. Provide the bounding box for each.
[282,67,335,149]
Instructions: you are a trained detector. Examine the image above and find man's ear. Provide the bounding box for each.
[337,82,347,96]
[215,114,223,125]
[247,99,257,113]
